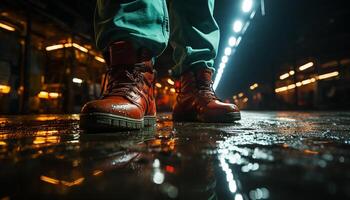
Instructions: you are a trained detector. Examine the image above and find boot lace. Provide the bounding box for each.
[197,80,219,101]
[100,64,153,98]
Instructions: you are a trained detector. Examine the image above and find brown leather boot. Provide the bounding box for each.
[172,68,241,122]
[80,41,156,130]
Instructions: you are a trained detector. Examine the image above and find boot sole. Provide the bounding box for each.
[80,112,156,132]
[173,112,241,123]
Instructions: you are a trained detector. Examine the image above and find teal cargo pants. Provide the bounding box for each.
[95,0,219,77]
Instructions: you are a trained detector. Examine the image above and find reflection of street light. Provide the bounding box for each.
[233,20,243,33]
[242,0,253,13]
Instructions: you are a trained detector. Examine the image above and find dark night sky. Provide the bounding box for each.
[214,0,350,99]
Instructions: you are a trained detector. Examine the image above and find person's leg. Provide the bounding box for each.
[95,0,169,56]
[81,0,169,131]
[169,0,219,77]
[170,0,241,123]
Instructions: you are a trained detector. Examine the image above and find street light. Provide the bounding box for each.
[222,56,228,63]
[228,37,237,47]
[242,0,253,13]
[224,47,232,56]
[233,20,243,33]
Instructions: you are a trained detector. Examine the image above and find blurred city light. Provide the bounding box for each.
[40,175,59,185]
[318,71,339,80]
[0,85,11,94]
[287,84,296,89]
[228,37,237,47]
[167,78,175,85]
[155,83,162,88]
[250,83,258,90]
[275,86,288,93]
[279,73,290,80]
[275,77,318,93]
[242,0,253,12]
[94,56,105,63]
[48,92,60,98]
[72,43,88,53]
[220,63,226,68]
[233,20,243,33]
[46,44,64,51]
[46,43,89,53]
[38,91,49,99]
[289,70,295,75]
[170,88,176,93]
[224,47,232,56]
[299,62,314,71]
[238,92,244,97]
[0,22,15,31]
[72,78,83,84]
[38,91,61,99]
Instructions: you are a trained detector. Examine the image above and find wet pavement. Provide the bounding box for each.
[1,112,350,199]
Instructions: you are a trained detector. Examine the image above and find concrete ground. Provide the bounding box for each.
[0,111,350,199]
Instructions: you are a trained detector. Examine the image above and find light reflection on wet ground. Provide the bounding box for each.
[0,112,350,199]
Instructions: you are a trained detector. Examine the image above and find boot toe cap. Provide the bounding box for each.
[81,98,143,119]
